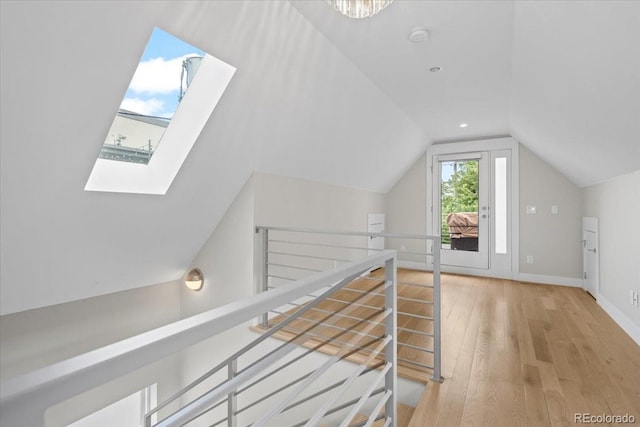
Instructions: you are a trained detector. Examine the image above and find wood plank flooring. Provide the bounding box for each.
[349,402,415,427]
[253,269,436,383]
[409,272,640,426]
[255,269,639,426]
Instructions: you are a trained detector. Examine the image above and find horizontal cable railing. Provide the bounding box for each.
[255,226,442,384]
[1,251,398,427]
[147,250,398,426]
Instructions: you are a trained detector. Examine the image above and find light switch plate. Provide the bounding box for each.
[526,205,537,214]
[551,205,559,215]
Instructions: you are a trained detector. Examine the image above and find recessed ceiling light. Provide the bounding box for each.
[409,28,430,43]
[459,123,468,128]
[429,66,442,72]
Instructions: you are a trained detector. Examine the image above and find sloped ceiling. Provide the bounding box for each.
[1,1,638,315]
[510,1,640,186]
[0,1,423,315]
[291,0,515,142]
[291,0,640,186]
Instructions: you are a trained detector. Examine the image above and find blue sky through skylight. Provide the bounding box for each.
[87,26,236,193]
[121,28,204,119]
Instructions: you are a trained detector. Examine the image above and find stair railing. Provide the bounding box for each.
[255,226,442,383]
[147,250,398,426]
[1,251,398,427]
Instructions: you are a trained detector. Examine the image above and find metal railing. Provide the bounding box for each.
[143,250,399,426]
[1,251,399,427]
[255,226,442,383]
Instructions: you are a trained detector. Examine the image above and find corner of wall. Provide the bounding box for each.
[180,175,256,319]
[385,152,427,235]
[582,170,640,331]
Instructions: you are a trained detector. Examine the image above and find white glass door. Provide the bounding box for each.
[434,152,489,269]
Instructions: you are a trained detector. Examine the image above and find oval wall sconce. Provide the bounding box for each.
[185,268,204,291]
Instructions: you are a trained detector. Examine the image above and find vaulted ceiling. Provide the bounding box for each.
[1,1,638,315]
[291,0,640,186]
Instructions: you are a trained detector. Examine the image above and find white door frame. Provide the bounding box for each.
[582,217,599,297]
[426,136,519,278]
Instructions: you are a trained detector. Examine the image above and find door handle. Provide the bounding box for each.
[587,248,596,253]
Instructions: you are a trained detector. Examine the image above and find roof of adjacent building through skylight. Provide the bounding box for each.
[85,27,236,194]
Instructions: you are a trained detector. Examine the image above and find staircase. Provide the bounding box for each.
[255,269,436,384]
[1,227,441,427]
[349,403,415,427]
[255,226,442,384]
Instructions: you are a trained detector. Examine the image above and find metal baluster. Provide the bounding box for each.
[431,241,443,382]
[384,255,397,426]
[228,360,237,427]
[261,228,269,329]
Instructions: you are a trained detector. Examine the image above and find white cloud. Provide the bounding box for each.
[120,97,165,116]
[128,54,200,95]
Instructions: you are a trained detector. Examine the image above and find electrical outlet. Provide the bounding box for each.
[526,255,534,264]
[332,260,338,269]
[632,290,639,306]
[401,246,406,252]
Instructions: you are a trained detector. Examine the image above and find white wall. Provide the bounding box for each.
[177,169,387,322]
[253,172,386,231]
[177,172,391,424]
[0,281,181,381]
[180,177,256,318]
[519,145,583,281]
[0,281,183,426]
[177,175,257,421]
[385,153,428,264]
[583,170,640,330]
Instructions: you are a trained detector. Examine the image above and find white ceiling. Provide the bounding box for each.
[291,0,515,142]
[291,0,640,186]
[1,0,638,314]
[510,1,640,186]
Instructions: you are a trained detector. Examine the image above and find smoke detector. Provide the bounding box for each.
[408,28,430,43]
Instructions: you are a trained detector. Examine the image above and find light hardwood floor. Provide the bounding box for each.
[256,269,436,383]
[410,272,640,427]
[257,269,640,426]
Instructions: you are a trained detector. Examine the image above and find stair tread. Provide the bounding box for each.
[349,402,415,427]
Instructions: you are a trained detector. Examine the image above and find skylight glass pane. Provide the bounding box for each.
[85,28,236,194]
[99,28,204,165]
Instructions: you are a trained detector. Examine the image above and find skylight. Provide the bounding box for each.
[85,28,236,194]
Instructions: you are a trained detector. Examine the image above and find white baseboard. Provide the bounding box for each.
[397,262,583,288]
[397,260,431,271]
[515,273,583,288]
[440,265,514,280]
[596,293,640,346]
[397,261,515,279]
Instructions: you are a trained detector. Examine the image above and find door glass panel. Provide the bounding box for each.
[495,157,507,254]
[440,159,479,252]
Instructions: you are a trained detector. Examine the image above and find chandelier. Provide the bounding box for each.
[327,0,394,19]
